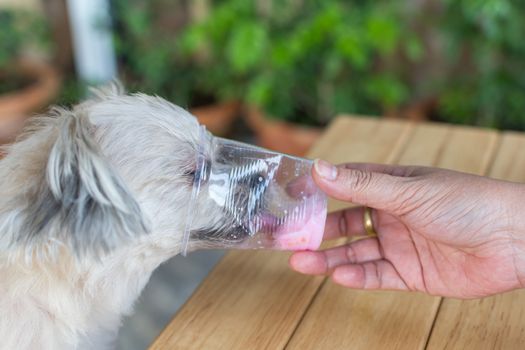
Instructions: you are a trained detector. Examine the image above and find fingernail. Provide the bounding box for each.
[314,159,337,181]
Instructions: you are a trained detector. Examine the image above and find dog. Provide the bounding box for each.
[0,84,258,349]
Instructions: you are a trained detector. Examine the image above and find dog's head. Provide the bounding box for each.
[0,85,269,261]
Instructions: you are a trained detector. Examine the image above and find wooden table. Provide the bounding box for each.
[149,116,525,349]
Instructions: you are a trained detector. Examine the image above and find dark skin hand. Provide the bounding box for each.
[289,160,525,299]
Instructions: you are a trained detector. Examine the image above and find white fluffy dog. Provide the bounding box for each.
[0,85,237,349]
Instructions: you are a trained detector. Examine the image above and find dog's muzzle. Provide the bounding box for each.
[181,127,327,255]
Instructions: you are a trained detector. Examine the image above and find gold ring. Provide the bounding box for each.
[363,207,377,237]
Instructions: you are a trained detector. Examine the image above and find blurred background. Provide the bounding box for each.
[0,0,524,348]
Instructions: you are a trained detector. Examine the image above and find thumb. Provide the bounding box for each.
[312,159,406,212]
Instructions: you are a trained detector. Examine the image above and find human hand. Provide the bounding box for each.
[289,160,525,298]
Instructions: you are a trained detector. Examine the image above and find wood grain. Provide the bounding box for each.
[426,132,525,350]
[286,123,499,350]
[149,116,414,349]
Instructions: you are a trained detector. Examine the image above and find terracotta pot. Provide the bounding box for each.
[244,105,323,156]
[0,59,61,144]
[190,100,241,137]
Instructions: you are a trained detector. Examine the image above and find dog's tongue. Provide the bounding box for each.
[258,202,327,251]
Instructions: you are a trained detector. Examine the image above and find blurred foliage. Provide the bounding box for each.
[0,8,52,92]
[180,0,416,125]
[0,10,26,68]
[0,8,51,67]
[110,0,525,129]
[438,0,525,130]
[111,0,212,109]
[52,77,87,107]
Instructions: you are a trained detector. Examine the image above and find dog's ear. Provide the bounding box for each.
[23,108,148,257]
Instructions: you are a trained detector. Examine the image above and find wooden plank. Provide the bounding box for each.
[149,116,414,350]
[427,290,525,350]
[308,116,412,166]
[286,124,499,350]
[434,125,499,175]
[426,132,525,350]
[489,132,525,181]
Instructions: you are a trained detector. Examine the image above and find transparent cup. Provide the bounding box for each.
[182,127,327,255]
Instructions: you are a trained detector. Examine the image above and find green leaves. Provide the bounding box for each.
[226,22,268,74]
[335,27,369,69]
[0,9,51,67]
[114,0,426,126]
[247,73,273,106]
[365,12,401,55]
[404,35,424,62]
[122,5,150,37]
[365,74,409,108]
[179,24,207,55]
[213,0,416,124]
[108,0,525,130]
[0,11,22,66]
[437,0,525,130]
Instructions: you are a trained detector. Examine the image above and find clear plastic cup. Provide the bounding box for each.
[181,127,327,255]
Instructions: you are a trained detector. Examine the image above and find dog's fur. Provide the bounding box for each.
[0,85,228,349]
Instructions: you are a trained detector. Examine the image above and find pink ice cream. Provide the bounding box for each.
[272,201,327,251]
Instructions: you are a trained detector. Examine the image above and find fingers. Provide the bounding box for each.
[313,160,409,212]
[289,238,382,275]
[340,162,435,178]
[289,240,409,291]
[323,206,376,240]
[340,163,414,177]
[332,260,408,291]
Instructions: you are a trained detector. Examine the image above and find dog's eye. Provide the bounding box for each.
[249,172,268,186]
